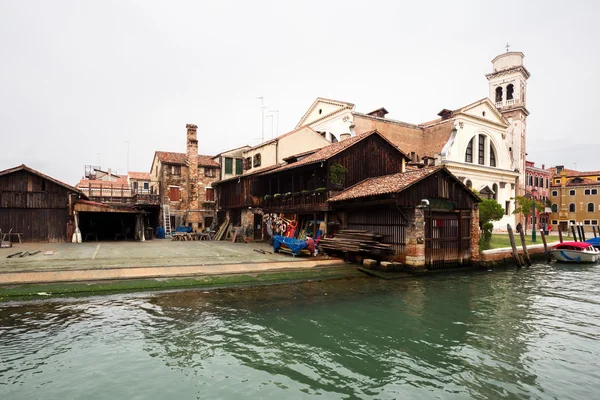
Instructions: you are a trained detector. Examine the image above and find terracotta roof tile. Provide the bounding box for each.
[155,151,219,168]
[329,166,442,202]
[128,172,150,180]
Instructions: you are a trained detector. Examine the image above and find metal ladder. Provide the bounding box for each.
[163,199,172,238]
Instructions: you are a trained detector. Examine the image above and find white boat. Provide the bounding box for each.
[549,242,600,263]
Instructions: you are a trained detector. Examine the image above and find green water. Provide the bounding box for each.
[2,264,600,399]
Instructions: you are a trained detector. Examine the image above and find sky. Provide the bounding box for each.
[1,0,599,185]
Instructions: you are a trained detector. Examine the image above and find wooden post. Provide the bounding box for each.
[507,224,522,268]
[580,222,587,242]
[540,228,550,262]
[571,224,578,241]
[519,226,532,266]
[577,223,584,242]
[593,225,598,238]
[558,227,563,243]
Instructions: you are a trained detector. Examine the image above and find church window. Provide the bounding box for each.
[569,203,576,212]
[490,144,497,167]
[465,137,474,163]
[495,87,503,103]
[507,84,515,100]
[478,135,485,165]
[482,111,486,117]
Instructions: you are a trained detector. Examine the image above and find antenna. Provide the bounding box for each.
[256,97,266,143]
[268,110,279,138]
[505,43,510,52]
[266,115,274,139]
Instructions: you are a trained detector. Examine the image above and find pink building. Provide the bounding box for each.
[525,160,552,228]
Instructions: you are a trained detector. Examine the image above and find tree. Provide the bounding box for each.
[478,199,505,251]
[479,199,505,229]
[512,196,545,234]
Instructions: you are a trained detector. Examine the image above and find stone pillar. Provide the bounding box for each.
[405,206,426,268]
[470,205,480,262]
[186,124,200,230]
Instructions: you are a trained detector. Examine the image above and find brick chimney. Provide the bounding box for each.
[186,124,200,230]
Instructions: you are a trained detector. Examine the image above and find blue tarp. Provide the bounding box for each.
[156,226,165,239]
[586,237,600,247]
[273,235,308,255]
[175,226,193,233]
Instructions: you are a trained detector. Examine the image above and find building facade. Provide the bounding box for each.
[150,124,220,231]
[548,166,600,232]
[525,160,552,228]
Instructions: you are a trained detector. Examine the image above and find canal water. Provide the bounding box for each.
[2,263,600,399]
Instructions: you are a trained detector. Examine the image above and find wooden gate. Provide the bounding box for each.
[347,206,406,260]
[425,210,471,269]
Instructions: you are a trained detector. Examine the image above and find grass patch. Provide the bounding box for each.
[489,234,559,249]
[0,267,360,302]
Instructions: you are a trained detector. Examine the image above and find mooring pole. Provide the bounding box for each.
[519,225,532,266]
[571,223,578,241]
[507,224,522,268]
[580,222,587,242]
[540,228,550,262]
[593,225,598,238]
[558,227,563,243]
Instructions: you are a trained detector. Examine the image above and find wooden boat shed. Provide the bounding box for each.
[0,164,83,242]
[328,166,482,268]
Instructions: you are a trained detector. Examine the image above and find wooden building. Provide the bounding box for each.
[329,166,481,268]
[214,130,410,239]
[0,165,83,242]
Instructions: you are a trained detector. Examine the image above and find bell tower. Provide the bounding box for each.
[486,50,530,196]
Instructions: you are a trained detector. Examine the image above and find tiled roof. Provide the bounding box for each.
[329,166,442,202]
[329,166,481,203]
[155,151,219,167]
[261,130,408,175]
[549,167,600,178]
[0,164,82,194]
[128,172,150,180]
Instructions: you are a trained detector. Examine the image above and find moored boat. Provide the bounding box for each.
[549,242,600,263]
[585,237,600,249]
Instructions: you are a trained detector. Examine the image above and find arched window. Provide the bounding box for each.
[465,137,474,163]
[546,177,549,188]
[506,84,514,100]
[490,144,497,167]
[495,86,503,103]
[535,176,539,187]
[466,180,472,189]
[478,134,485,165]
[588,203,595,212]
[551,204,558,212]
[492,183,498,201]
[569,203,576,212]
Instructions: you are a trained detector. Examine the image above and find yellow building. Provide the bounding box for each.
[548,166,600,232]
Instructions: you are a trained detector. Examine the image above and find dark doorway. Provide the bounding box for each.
[254,213,262,240]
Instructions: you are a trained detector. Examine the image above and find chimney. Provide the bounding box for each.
[542,164,545,170]
[340,133,351,141]
[107,168,112,181]
[367,107,389,118]
[186,124,200,230]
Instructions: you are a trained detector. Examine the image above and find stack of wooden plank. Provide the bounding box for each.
[214,220,230,241]
[319,229,394,256]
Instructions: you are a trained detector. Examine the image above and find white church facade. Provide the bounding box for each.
[295,51,531,230]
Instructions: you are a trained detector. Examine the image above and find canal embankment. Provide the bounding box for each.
[0,241,360,300]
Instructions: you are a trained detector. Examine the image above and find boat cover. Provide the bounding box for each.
[273,235,308,255]
[585,237,600,247]
[553,241,591,249]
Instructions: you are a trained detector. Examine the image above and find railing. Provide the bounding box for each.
[258,190,338,210]
[496,98,519,108]
[132,193,160,205]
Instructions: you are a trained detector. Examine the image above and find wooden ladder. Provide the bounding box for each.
[163,199,172,238]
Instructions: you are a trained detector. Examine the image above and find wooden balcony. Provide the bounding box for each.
[258,189,339,212]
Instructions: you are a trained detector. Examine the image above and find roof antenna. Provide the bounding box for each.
[505,43,510,52]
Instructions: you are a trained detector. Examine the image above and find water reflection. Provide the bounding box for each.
[2,265,600,399]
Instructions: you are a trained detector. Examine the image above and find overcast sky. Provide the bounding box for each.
[1,0,598,185]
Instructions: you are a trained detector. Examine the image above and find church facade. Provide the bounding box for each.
[295,51,531,230]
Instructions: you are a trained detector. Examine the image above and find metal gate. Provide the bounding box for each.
[425,211,471,269]
[347,206,406,259]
